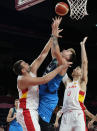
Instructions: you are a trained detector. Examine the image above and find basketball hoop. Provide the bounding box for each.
[67,0,88,20]
[15,0,45,11]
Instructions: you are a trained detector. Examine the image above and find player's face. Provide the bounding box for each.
[21,61,31,73]
[61,49,72,61]
[72,67,82,77]
[15,100,19,107]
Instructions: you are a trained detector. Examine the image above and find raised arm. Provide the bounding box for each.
[30,37,53,74]
[51,17,63,65]
[18,64,69,90]
[80,37,88,85]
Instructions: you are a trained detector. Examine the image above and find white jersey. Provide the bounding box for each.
[62,80,86,113]
[17,72,39,110]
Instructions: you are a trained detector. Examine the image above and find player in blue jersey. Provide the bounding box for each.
[7,99,23,131]
[38,17,76,131]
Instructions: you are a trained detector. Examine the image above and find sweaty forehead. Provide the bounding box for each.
[21,61,26,65]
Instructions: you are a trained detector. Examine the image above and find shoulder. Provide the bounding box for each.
[9,108,13,113]
[17,75,23,80]
[29,72,36,77]
[18,74,31,83]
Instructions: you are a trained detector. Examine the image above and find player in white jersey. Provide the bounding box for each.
[12,36,53,131]
[13,36,71,130]
[59,37,89,131]
[54,106,95,130]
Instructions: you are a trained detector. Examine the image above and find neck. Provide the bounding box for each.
[15,106,18,109]
[23,72,29,76]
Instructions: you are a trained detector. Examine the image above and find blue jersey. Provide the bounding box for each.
[38,59,63,123]
[9,108,23,131]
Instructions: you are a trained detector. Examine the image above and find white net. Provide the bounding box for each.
[67,0,88,20]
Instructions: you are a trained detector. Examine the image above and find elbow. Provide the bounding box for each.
[83,78,87,84]
[53,50,59,56]
[82,60,88,65]
[53,51,57,57]
[86,60,88,64]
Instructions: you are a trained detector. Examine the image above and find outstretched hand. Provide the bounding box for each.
[88,120,94,129]
[53,16,62,27]
[51,16,63,38]
[83,37,88,43]
[54,122,59,128]
[80,37,88,46]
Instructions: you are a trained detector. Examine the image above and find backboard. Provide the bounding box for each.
[15,0,45,11]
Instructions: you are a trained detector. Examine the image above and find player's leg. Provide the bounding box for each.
[59,114,72,131]
[73,111,87,131]
[17,109,40,131]
[16,109,27,131]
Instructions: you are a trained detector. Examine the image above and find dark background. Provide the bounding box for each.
[0,0,97,112]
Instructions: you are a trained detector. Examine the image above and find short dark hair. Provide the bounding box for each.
[13,60,23,75]
[15,99,19,102]
[68,48,76,62]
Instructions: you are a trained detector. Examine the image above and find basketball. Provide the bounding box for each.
[55,2,69,16]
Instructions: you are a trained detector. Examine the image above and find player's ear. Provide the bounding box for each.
[21,68,25,74]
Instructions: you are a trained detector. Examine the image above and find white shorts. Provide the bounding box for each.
[59,110,87,131]
[16,108,40,131]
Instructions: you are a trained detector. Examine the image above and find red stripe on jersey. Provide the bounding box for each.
[22,88,28,94]
[79,102,86,110]
[19,98,26,109]
[79,102,88,131]
[23,109,35,131]
[79,90,85,96]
